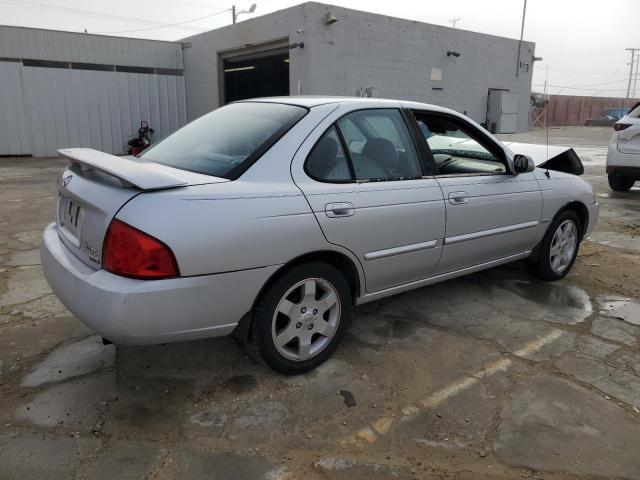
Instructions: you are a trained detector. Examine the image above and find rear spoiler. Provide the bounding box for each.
[58,148,189,191]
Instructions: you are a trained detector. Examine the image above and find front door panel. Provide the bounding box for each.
[435,173,542,274]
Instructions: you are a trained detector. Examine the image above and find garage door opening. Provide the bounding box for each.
[223,49,289,104]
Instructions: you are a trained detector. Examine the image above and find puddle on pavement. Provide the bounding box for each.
[598,296,640,326]
[21,335,115,387]
[502,279,592,324]
[15,373,117,428]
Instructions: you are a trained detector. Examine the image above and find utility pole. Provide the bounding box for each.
[232,5,236,24]
[626,48,639,98]
[449,17,461,28]
[516,0,528,77]
[634,54,639,98]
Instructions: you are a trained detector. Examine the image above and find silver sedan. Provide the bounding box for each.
[42,97,598,374]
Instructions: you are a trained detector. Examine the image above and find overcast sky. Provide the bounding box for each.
[2,0,639,97]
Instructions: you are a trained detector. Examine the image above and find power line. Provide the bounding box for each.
[543,68,628,76]
[533,78,628,88]
[626,48,640,98]
[0,0,207,33]
[94,7,230,34]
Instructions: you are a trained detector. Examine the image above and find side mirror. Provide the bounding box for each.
[513,154,536,174]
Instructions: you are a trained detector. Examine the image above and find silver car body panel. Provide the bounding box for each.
[42,223,280,344]
[42,96,599,344]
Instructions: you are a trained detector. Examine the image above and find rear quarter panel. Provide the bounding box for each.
[115,181,334,276]
[115,102,364,279]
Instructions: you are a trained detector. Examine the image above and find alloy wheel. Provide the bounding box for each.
[549,219,578,274]
[271,278,341,361]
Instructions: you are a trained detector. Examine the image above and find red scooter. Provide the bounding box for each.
[127,121,155,156]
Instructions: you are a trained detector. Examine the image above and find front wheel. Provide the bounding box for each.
[250,262,352,374]
[528,211,581,281]
[608,173,635,192]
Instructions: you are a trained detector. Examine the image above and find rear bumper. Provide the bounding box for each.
[41,223,279,345]
[607,140,640,175]
[606,165,640,178]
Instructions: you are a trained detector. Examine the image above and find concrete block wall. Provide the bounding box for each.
[181,6,308,120]
[182,2,535,132]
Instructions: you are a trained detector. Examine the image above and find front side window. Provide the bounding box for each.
[337,109,422,181]
[413,113,506,175]
[140,102,307,179]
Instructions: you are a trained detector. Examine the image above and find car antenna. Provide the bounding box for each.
[545,105,551,178]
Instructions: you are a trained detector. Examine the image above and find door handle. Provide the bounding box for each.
[448,191,469,205]
[325,202,355,217]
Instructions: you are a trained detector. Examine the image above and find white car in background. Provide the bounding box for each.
[607,102,640,191]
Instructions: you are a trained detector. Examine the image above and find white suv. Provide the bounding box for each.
[607,102,640,191]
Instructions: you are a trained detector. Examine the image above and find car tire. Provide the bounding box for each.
[608,173,635,192]
[250,262,352,375]
[528,210,582,281]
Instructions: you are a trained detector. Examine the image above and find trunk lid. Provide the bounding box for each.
[55,148,228,269]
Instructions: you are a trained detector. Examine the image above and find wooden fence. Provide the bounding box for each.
[530,95,639,127]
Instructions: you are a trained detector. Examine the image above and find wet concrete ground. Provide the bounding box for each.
[1,126,640,479]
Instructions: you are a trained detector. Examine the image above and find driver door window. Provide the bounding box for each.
[414,114,507,175]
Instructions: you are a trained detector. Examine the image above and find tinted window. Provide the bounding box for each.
[337,109,422,181]
[306,126,352,182]
[414,113,506,175]
[140,102,307,179]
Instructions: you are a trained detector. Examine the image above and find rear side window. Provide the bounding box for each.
[306,126,352,182]
[338,109,422,181]
[140,102,307,179]
[305,109,423,183]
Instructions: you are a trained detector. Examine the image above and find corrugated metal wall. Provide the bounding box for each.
[0,25,183,69]
[0,62,186,156]
[0,62,31,155]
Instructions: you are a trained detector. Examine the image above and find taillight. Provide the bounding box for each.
[614,123,631,131]
[103,219,179,279]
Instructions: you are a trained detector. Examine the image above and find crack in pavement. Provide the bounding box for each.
[344,329,565,446]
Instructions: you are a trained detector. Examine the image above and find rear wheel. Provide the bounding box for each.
[528,210,581,281]
[608,173,635,192]
[250,262,351,374]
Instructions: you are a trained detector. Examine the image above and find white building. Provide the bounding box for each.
[182,3,535,133]
[0,26,186,156]
[0,2,535,157]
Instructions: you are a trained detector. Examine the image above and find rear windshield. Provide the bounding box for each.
[140,102,307,179]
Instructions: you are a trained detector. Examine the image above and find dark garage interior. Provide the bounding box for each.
[223,50,289,103]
